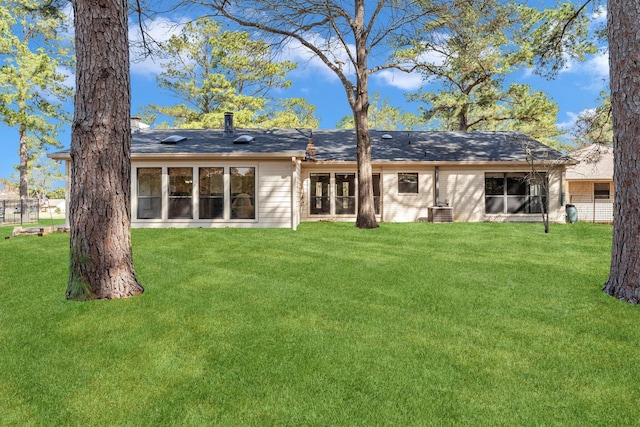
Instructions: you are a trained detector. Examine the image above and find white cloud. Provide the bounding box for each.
[586,50,609,78]
[128,17,187,77]
[591,6,607,24]
[58,65,75,90]
[560,49,609,91]
[281,34,356,82]
[372,69,423,91]
[558,107,601,131]
[557,111,580,130]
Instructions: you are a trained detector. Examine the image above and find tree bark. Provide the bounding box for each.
[602,0,640,303]
[354,97,378,229]
[353,0,378,229]
[67,0,143,300]
[19,125,30,224]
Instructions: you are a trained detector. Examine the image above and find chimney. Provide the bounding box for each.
[130,116,150,133]
[305,131,317,160]
[223,112,235,136]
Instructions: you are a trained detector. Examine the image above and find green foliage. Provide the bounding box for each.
[572,91,613,146]
[2,223,638,425]
[403,0,573,146]
[519,0,599,77]
[336,92,422,130]
[0,0,72,203]
[46,187,65,199]
[147,17,318,129]
[16,135,64,199]
[0,0,72,144]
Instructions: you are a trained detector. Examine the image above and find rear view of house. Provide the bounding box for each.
[50,122,572,229]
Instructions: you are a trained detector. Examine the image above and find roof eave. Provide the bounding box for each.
[131,151,306,161]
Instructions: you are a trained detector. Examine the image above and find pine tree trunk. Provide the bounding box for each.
[602,0,640,303]
[67,0,143,300]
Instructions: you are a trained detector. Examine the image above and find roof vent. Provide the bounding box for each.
[160,135,186,144]
[381,134,393,139]
[233,135,254,144]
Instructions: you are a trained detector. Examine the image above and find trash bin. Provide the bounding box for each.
[566,204,578,223]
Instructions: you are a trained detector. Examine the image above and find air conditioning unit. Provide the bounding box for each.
[428,206,453,223]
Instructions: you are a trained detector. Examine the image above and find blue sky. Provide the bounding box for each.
[0,5,609,184]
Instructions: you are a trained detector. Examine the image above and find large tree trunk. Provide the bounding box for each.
[354,101,378,229]
[18,125,30,224]
[602,0,640,303]
[352,0,377,230]
[67,0,143,300]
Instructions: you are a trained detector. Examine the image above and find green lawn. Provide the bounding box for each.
[1,221,637,426]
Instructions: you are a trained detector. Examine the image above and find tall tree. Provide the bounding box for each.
[403,0,565,147]
[0,0,72,223]
[67,0,143,300]
[602,0,640,303]
[521,0,599,77]
[10,135,65,201]
[146,17,318,129]
[197,0,434,228]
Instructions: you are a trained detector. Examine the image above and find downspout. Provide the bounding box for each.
[434,166,440,206]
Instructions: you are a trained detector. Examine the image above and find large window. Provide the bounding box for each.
[398,173,418,194]
[199,167,224,219]
[231,167,255,219]
[137,168,162,219]
[485,172,547,214]
[335,173,356,215]
[169,167,193,219]
[136,166,256,221]
[310,174,330,215]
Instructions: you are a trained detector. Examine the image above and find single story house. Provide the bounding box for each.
[565,144,614,223]
[50,119,572,230]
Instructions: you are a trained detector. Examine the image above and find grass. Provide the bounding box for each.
[1,221,638,426]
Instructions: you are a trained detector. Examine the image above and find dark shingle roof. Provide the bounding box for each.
[50,128,562,164]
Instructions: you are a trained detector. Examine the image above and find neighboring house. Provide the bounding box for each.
[50,118,571,229]
[0,180,19,200]
[565,144,614,223]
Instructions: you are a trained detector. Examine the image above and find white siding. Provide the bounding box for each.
[256,160,295,228]
[440,169,484,222]
[380,167,434,222]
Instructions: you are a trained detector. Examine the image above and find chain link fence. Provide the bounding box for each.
[569,195,614,224]
[0,199,40,225]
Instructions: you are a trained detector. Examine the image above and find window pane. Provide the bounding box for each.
[398,173,418,194]
[485,196,504,214]
[506,195,527,213]
[506,174,527,195]
[527,196,547,214]
[373,174,381,215]
[594,182,610,199]
[335,173,356,215]
[199,167,224,219]
[231,167,255,219]
[310,173,330,215]
[169,167,193,219]
[485,175,504,196]
[137,168,162,219]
